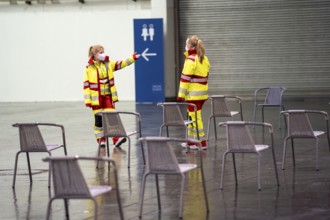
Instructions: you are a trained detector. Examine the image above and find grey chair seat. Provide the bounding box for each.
[46,144,65,151]
[89,185,112,197]
[179,163,198,173]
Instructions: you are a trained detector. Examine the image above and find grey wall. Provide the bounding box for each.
[178,0,330,99]
[0,1,151,102]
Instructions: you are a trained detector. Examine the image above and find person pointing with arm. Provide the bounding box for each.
[83,44,140,154]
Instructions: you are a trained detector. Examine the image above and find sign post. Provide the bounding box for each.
[134,18,164,103]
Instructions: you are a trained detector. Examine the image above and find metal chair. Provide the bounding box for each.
[281,110,330,171]
[157,102,199,140]
[219,121,279,191]
[43,156,123,220]
[96,111,144,168]
[253,87,286,129]
[207,95,243,140]
[138,137,209,218]
[12,122,67,188]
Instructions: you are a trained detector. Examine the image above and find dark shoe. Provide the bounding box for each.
[114,137,127,148]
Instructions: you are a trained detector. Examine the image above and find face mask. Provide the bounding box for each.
[185,46,189,51]
[97,53,106,61]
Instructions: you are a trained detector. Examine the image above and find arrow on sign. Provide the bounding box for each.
[141,48,157,61]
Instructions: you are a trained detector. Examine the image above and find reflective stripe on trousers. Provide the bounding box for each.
[187,109,206,141]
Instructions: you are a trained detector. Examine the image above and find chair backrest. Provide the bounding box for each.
[283,111,314,137]
[46,156,91,198]
[101,111,127,137]
[159,103,186,126]
[264,87,284,105]
[210,96,231,117]
[224,122,257,152]
[13,123,47,151]
[140,137,182,174]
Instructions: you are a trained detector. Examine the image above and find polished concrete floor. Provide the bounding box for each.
[1,99,330,220]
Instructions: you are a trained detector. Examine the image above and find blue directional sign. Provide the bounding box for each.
[134,18,164,103]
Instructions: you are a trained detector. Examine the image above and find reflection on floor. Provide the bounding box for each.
[1,99,330,220]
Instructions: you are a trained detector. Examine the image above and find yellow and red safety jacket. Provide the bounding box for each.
[83,54,137,107]
[178,49,210,102]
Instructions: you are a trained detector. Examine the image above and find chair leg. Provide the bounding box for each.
[281,105,286,129]
[195,114,200,141]
[12,151,21,188]
[140,138,146,165]
[253,103,257,124]
[48,158,51,188]
[92,198,97,220]
[111,160,124,220]
[106,138,111,169]
[200,160,209,212]
[179,174,185,219]
[96,143,101,169]
[220,152,228,190]
[232,153,238,185]
[26,152,32,183]
[327,131,330,152]
[106,138,110,158]
[63,145,68,156]
[138,173,148,218]
[159,126,163,137]
[271,144,280,187]
[282,137,289,170]
[240,111,244,121]
[46,198,56,220]
[291,138,296,167]
[316,138,319,171]
[257,154,261,191]
[213,117,217,140]
[128,138,131,168]
[278,106,281,129]
[261,106,265,123]
[206,116,211,141]
[64,198,70,219]
[155,174,161,212]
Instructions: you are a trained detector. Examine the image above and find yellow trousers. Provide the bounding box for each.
[187,109,206,141]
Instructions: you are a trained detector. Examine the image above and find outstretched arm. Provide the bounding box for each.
[110,52,140,72]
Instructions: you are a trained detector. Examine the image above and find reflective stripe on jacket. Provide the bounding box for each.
[83,55,136,107]
[178,49,210,101]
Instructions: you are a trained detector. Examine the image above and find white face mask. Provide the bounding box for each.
[185,45,189,51]
[97,53,106,61]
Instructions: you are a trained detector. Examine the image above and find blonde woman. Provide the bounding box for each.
[178,36,210,150]
[83,44,140,152]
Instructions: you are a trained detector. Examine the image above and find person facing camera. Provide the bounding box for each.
[83,44,140,153]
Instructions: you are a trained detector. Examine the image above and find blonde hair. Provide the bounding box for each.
[187,35,205,64]
[88,45,104,58]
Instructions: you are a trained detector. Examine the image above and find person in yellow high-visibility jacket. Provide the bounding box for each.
[83,44,140,153]
[177,35,210,150]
